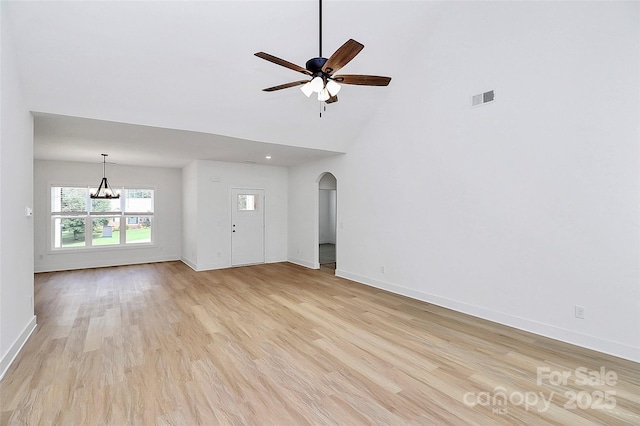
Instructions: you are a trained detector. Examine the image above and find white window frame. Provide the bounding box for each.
[50,185,155,252]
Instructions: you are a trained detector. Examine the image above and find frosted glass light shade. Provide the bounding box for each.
[326,79,341,96]
[309,76,324,93]
[300,81,314,97]
[318,88,330,102]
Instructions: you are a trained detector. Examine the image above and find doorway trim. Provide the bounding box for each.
[230,187,265,267]
[315,172,337,271]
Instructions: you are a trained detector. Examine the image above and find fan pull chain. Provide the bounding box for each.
[319,101,327,118]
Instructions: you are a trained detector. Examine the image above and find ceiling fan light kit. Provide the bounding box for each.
[301,76,325,97]
[326,79,341,96]
[255,0,391,113]
[318,88,331,102]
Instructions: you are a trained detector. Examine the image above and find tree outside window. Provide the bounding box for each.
[52,186,154,249]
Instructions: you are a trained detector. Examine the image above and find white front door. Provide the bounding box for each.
[231,188,265,266]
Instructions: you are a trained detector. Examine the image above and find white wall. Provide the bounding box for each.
[289,2,640,361]
[182,160,287,271]
[34,160,182,272]
[182,161,199,269]
[0,2,37,379]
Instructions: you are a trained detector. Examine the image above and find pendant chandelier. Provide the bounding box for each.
[90,154,120,199]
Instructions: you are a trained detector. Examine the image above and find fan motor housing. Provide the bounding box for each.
[306,57,328,73]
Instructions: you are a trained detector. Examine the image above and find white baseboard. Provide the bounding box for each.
[194,262,229,272]
[336,269,640,363]
[288,257,318,269]
[35,255,180,273]
[0,316,37,381]
[181,257,197,271]
[183,258,287,272]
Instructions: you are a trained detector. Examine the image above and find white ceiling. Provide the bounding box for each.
[6,1,433,168]
[33,112,343,168]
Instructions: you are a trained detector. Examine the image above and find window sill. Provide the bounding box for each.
[48,243,156,255]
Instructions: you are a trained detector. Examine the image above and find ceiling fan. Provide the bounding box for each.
[254,0,391,106]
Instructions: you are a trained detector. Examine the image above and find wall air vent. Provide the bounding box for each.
[472,90,495,107]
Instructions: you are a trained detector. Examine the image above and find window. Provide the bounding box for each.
[237,194,257,211]
[51,186,154,250]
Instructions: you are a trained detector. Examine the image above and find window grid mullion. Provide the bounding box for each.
[51,185,153,250]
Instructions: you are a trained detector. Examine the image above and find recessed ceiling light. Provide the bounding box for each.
[265,156,272,159]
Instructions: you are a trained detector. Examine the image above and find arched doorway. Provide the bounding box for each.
[318,172,337,273]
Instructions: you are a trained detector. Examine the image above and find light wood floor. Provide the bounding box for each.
[1,262,638,425]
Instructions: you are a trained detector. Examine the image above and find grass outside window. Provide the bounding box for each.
[59,227,152,248]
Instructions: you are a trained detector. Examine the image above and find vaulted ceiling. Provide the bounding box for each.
[6,1,434,167]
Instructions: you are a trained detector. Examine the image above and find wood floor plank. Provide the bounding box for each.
[1,261,638,425]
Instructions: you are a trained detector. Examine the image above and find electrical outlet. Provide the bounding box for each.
[380,266,385,273]
[575,305,585,319]
[29,296,33,308]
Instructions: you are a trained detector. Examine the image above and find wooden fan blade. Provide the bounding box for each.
[322,39,364,75]
[262,80,310,92]
[326,95,338,104]
[255,52,312,76]
[333,74,392,86]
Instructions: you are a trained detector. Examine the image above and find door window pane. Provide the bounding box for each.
[92,217,120,246]
[126,216,152,244]
[238,194,256,211]
[54,217,86,248]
